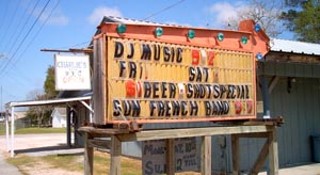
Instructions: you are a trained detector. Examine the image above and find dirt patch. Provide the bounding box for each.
[19,161,81,175]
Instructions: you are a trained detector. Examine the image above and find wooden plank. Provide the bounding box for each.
[250,135,271,174]
[88,139,111,149]
[117,125,273,142]
[93,36,107,125]
[79,126,130,135]
[231,135,239,175]
[166,139,175,175]
[201,136,211,175]
[269,129,279,175]
[267,52,320,64]
[84,133,94,175]
[110,135,121,175]
[237,132,269,138]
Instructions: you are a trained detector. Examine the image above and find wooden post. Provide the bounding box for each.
[66,106,71,147]
[166,139,175,175]
[201,136,211,175]
[110,135,121,175]
[231,134,239,175]
[268,128,279,175]
[84,133,93,175]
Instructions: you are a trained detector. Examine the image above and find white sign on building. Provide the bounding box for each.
[54,54,91,90]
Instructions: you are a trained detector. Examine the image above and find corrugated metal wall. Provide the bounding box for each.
[262,62,320,167]
[269,76,320,166]
[227,62,320,172]
[209,62,320,173]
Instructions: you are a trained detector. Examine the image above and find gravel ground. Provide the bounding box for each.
[0,133,83,175]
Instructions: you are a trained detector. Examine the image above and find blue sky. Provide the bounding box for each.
[0,0,293,110]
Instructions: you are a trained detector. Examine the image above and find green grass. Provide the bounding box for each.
[7,151,200,175]
[15,127,66,134]
[7,151,143,175]
[0,127,66,135]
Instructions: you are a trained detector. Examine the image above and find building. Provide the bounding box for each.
[258,38,320,167]
[51,107,67,128]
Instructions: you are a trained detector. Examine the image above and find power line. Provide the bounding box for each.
[0,0,52,78]
[0,0,23,44]
[143,0,186,20]
[9,0,61,71]
[1,0,60,89]
[43,1,187,52]
[2,0,41,55]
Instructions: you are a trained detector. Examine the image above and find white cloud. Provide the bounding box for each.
[28,4,69,26]
[87,6,122,25]
[42,11,69,26]
[206,1,248,27]
[208,2,238,24]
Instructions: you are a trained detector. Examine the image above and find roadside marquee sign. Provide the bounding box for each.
[93,20,270,126]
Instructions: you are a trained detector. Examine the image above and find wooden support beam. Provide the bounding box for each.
[268,76,279,94]
[117,125,273,142]
[201,136,212,175]
[84,133,94,175]
[166,139,175,175]
[250,135,271,175]
[79,125,279,175]
[231,134,239,175]
[269,129,279,175]
[110,135,121,175]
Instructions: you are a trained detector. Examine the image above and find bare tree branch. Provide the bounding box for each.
[224,0,284,37]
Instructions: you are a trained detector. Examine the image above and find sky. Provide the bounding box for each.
[0,0,294,110]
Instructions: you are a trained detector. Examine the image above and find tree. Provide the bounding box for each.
[225,0,284,38]
[44,65,58,99]
[281,0,320,43]
[25,90,52,127]
[26,65,58,127]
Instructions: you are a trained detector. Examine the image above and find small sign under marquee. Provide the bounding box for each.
[142,138,198,175]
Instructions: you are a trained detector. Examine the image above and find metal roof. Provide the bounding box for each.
[102,16,188,27]
[270,38,320,56]
[9,96,91,107]
[102,16,320,56]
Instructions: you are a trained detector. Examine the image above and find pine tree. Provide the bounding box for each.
[281,0,320,43]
